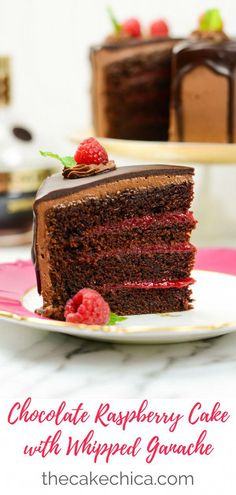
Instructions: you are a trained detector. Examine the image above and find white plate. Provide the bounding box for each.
[2,270,235,344]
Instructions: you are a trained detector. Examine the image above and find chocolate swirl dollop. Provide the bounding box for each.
[62,160,116,179]
[190,30,228,42]
[105,31,133,44]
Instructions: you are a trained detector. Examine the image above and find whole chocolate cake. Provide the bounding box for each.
[33,138,196,322]
[91,9,236,144]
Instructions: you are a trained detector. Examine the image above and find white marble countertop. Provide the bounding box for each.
[0,245,236,399]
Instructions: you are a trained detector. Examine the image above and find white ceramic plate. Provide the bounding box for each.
[1,264,236,344]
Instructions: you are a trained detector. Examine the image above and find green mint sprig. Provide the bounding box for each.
[108,312,127,326]
[40,151,76,169]
[107,6,122,34]
[199,8,223,32]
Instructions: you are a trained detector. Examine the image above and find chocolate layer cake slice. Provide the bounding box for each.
[33,156,196,321]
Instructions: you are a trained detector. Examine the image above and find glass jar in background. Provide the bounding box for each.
[0,56,60,246]
[0,162,57,246]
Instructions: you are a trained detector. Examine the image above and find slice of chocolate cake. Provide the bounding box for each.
[33,139,196,321]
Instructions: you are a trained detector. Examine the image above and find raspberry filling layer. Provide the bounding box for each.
[90,211,196,235]
[100,278,195,291]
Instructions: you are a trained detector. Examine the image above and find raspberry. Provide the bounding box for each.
[74,137,108,165]
[64,288,110,325]
[122,18,141,38]
[150,19,169,37]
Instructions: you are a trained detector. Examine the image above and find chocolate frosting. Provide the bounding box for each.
[34,164,194,204]
[190,30,228,42]
[105,31,132,44]
[172,39,236,142]
[62,160,116,179]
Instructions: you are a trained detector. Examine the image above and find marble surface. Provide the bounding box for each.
[0,245,236,399]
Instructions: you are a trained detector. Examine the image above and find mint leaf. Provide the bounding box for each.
[208,9,223,31]
[61,156,77,168]
[199,8,223,32]
[108,312,127,326]
[107,6,122,33]
[40,151,76,169]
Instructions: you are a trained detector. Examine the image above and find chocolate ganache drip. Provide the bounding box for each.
[62,160,116,179]
[172,39,236,143]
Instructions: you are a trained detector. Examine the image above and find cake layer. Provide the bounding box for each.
[101,286,193,315]
[41,284,193,320]
[76,242,195,263]
[44,181,194,239]
[66,212,196,253]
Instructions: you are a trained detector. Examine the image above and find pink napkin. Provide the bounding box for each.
[196,248,236,276]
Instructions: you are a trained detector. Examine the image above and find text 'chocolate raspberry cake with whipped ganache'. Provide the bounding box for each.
[33,138,197,324]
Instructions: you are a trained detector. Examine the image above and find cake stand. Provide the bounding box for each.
[70,134,236,247]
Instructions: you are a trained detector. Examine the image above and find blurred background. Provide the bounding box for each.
[0,0,235,135]
[0,0,236,249]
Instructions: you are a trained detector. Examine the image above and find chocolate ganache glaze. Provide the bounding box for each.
[34,164,193,204]
[172,39,236,142]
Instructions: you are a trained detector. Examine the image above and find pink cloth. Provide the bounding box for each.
[196,248,236,276]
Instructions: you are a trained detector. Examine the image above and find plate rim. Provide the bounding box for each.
[0,269,236,335]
